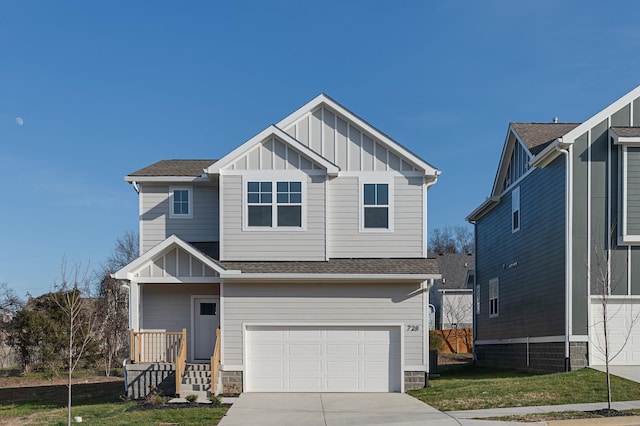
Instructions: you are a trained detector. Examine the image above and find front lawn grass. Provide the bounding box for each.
[2,402,227,425]
[409,364,640,411]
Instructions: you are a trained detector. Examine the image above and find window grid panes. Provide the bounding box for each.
[247,180,302,227]
[363,183,389,229]
[173,189,190,215]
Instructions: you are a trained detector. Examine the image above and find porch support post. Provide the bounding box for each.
[130,281,140,331]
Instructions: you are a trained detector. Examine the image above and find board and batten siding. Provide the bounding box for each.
[140,184,219,254]
[327,175,424,258]
[221,174,326,261]
[222,282,424,368]
[475,158,566,341]
[141,283,220,361]
[283,105,421,173]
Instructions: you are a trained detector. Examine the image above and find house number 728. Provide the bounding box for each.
[406,325,420,332]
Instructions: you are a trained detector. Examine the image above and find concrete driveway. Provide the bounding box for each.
[218,393,461,426]
[591,365,640,383]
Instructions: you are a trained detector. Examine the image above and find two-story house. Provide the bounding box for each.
[115,94,440,398]
[467,85,640,373]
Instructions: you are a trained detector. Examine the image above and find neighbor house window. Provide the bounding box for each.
[363,183,389,229]
[489,278,499,317]
[512,187,520,233]
[247,180,303,228]
[170,187,192,219]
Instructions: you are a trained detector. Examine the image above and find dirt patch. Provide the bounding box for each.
[438,353,473,365]
[0,374,122,389]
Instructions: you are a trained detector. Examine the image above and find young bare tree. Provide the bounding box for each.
[53,260,98,426]
[590,222,640,411]
[439,291,473,353]
[0,283,23,368]
[429,225,474,254]
[94,231,138,376]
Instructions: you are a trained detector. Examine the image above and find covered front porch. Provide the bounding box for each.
[113,235,233,399]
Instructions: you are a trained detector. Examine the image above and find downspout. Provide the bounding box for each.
[131,180,140,194]
[556,144,572,371]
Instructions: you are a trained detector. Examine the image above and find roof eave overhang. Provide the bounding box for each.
[530,138,572,168]
[466,196,500,223]
[220,273,441,282]
[611,133,640,146]
[124,175,211,183]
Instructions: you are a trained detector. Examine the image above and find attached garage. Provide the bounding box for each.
[245,325,402,392]
[590,298,640,365]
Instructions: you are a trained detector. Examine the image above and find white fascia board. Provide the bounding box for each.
[132,277,222,284]
[220,273,440,281]
[530,139,572,168]
[205,124,339,176]
[113,234,227,280]
[612,133,640,146]
[490,126,518,196]
[124,175,210,183]
[277,94,440,178]
[466,196,500,223]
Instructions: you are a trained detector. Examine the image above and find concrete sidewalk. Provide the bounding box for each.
[447,400,640,425]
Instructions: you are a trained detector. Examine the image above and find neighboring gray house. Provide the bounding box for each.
[115,94,441,397]
[429,253,474,330]
[467,85,640,373]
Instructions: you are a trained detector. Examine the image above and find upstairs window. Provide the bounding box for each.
[247,181,273,226]
[276,181,302,227]
[363,183,389,229]
[247,180,303,228]
[170,187,192,219]
[512,187,520,233]
[489,278,499,317]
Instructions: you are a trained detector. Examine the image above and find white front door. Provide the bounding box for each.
[193,297,220,361]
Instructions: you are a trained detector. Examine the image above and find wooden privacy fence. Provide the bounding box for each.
[433,328,473,354]
[130,329,186,363]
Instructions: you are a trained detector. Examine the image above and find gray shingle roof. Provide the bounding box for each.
[511,123,580,155]
[189,241,438,275]
[129,159,217,177]
[429,253,474,289]
[611,127,640,137]
[219,258,439,275]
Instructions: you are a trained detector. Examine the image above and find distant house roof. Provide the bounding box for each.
[128,159,217,177]
[429,253,474,290]
[511,123,580,155]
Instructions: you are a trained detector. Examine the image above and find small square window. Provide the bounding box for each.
[170,187,192,218]
[363,183,389,229]
[200,303,216,316]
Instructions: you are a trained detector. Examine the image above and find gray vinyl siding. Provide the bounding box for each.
[328,175,424,258]
[140,184,219,254]
[475,158,566,340]
[141,283,220,361]
[222,282,424,367]
[572,132,589,335]
[626,147,640,234]
[221,174,326,261]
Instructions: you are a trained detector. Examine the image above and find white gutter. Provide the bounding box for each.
[220,273,441,281]
[556,144,573,371]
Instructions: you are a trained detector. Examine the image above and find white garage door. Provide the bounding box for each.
[246,325,401,392]
[590,299,640,365]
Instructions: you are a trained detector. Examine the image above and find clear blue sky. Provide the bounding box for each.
[2,1,639,298]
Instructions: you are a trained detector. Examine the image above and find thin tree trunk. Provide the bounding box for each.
[68,310,73,426]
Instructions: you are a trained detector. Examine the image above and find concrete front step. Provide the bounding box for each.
[180,363,213,398]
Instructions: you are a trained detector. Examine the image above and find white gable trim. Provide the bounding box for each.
[277,94,439,177]
[113,234,230,281]
[205,125,339,176]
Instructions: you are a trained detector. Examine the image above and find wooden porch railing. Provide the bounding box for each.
[175,328,187,396]
[129,329,186,363]
[210,328,221,395]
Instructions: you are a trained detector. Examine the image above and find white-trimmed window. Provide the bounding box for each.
[512,187,520,233]
[247,180,303,228]
[489,278,499,317]
[170,187,192,219]
[363,183,389,229]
